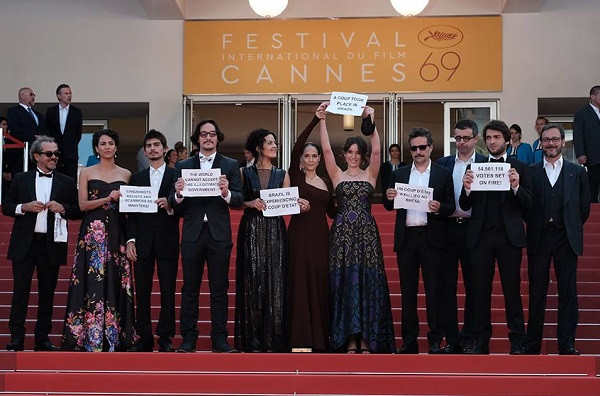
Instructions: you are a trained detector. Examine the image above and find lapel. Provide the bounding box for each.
[399,164,411,184]
[212,153,222,170]
[49,173,63,201]
[562,161,575,206]
[141,167,151,187]
[531,161,544,204]
[26,171,36,200]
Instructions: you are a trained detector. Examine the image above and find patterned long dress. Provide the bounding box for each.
[61,180,136,352]
[329,180,396,353]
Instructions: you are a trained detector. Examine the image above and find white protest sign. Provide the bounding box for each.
[119,186,158,213]
[327,92,368,116]
[260,186,300,217]
[393,183,434,212]
[470,163,510,191]
[181,169,221,197]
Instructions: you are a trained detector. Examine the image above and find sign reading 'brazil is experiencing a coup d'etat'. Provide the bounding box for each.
[183,16,502,94]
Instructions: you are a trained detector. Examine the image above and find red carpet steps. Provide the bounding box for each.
[0,352,599,396]
[1,204,599,354]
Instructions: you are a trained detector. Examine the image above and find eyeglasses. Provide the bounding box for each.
[199,131,217,138]
[409,144,430,152]
[38,151,61,158]
[541,137,562,144]
[454,136,474,142]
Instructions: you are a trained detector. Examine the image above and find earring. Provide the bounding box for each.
[114,153,118,159]
[96,154,99,159]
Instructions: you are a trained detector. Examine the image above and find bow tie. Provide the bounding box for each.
[489,157,505,163]
[38,171,53,178]
[200,155,213,163]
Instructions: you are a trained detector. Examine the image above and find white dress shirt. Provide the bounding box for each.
[452,151,475,218]
[543,155,563,187]
[59,104,70,134]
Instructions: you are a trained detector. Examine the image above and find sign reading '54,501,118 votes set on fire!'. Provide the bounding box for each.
[184,16,502,94]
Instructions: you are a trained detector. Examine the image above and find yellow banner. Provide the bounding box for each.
[184,16,502,94]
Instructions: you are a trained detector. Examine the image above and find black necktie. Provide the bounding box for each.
[38,171,53,178]
[489,157,504,163]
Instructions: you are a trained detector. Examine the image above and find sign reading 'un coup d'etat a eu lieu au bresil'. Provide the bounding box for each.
[183,16,502,94]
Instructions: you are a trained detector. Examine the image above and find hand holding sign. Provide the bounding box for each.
[393,183,434,212]
[327,92,368,116]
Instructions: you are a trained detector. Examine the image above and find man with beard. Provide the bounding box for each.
[126,130,180,352]
[459,120,532,354]
[2,136,79,351]
[170,119,244,353]
[525,123,590,355]
[384,127,455,354]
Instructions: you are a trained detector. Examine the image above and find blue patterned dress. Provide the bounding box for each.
[61,180,136,351]
[329,180,395,353]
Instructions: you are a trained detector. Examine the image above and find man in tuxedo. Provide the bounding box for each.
[45,84,83,180]
[525,123,591,355]
[573,85,600,202]
[2,136,79,351]
[126,130,180,352]
[383,127,455,354]
[459,120,532,355]
[170,119,244,353]
[437,119,487,354]
[6,87,46,175]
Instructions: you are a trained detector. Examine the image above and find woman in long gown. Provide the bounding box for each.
[287,103,336,351]
[62,129,136,352]
[234,128,309,352]
[319,103,396,354]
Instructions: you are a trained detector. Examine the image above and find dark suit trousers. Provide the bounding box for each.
[470,229,525,347]
[587,163,600,203]
[397,226,443,346]
[441,219,475,346]
[134,249,178,342]
[10,238,60,343]
[526,225,578,353]
[57,157,79,181]
[180,226,232,344]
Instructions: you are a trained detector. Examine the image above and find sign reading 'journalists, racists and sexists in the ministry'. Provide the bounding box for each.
[183,16,502,94]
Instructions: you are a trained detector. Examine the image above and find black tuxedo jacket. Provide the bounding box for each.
[6,104,46,144]
[459,157,533,249]
[126,166,181,259]
[1,170,79,265]
[573,104,600,167]
[45,104,83,160]
[382,161,455,251]
[170,153,244,243]
[527,160,590,256]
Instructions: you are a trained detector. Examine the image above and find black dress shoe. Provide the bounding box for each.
[212,341,237,353]
[559,347,580,355]
[463,342,489,355]
[33,340,60,351]
[176,340,196,353]
[6,339,24,352]
[396,343,418,354]
[158,337,175,352]
[428,343,444,354]
[510,344,525,355]
[443,343,462,354]
[129,340,154,352]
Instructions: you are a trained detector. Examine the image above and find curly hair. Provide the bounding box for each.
[245,128,276,160]
[191,119,225,149]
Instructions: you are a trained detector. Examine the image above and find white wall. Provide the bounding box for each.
[0,0,183,145]
[0,0,597,146]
